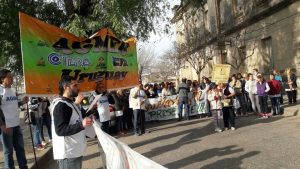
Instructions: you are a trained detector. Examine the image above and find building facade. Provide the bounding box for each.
[172,0,300,82]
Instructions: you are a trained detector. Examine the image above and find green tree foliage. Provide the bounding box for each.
[0,0,170,74]
[0,0,66,74]
[61,0,170,39]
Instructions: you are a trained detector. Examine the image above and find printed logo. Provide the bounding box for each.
[112,57,128,67]
[6,96,18,102]
[36,57,46,66]
[96,57,107,69]
[48,53,91,67]
[48,53,61,65]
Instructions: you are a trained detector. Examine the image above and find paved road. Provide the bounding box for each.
[2,101,300,169]
[82,102,300,169]
[0,111,52,169]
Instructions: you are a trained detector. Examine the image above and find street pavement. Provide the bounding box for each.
[82,101,300,169]
[1,100,300,169]
[0,111,53,169]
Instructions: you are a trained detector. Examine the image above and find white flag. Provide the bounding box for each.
[93,121,167,169]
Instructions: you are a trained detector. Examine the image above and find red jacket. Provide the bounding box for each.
[268,80,281,95]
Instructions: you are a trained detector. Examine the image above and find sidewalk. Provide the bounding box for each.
[0,111,53,169]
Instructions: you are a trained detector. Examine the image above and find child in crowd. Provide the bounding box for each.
[256,74,270,118]
[207,85,223,132]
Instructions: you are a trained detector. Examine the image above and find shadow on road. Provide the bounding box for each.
[128,113,284,168]
[200,151,260,169]
[130,120,215,149]
[147,118,211,133]
[164,145,260,169]
[281,99,300,109]
[83,151,101,163]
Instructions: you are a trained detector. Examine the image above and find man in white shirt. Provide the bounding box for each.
[130,83,147,136]
[0,69,28,169]
[91,81,111,134]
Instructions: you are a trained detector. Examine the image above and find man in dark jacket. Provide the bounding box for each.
[51,75,93,169]
[112,90,125,135]
[176,78,189,121]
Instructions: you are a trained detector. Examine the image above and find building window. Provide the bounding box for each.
[261,37,273,73]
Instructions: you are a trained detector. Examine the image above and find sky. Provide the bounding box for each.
[138,0,181,58]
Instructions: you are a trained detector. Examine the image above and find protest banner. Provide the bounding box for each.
[145,95,206,121]
[93,121,167,169]
[19,12,139,95]
[212,64,231,84]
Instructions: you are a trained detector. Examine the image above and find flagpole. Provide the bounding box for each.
[26,101,39,169]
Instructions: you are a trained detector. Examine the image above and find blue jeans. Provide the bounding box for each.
[258,95,268,113]
[133,109,145,135]
[32,117,42,147]
[1,126,28,169]
[40,113,52,141]
[58,156,83,169]
[178,97,189,120]
[270,97,280,115]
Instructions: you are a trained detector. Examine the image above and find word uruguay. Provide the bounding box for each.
[61,69,128,82]
[52,35,129,55]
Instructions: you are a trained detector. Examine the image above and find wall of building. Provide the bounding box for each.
[244,1,300,74]
[173,0,300,85]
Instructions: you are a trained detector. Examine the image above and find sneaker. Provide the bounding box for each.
[215,128,222,132]
[231,127,236,131]
[258,113,264,117]
[135,133,142,136]
[117,132,126,136]
[263,113,269,118]
[36,145,45,151]
[224,127,229,131]
[41,141,47,146]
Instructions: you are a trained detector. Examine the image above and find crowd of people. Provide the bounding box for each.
[0,67,298,169]
[174,68,297,132]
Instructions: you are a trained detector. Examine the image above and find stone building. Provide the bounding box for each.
[172,0,300,82]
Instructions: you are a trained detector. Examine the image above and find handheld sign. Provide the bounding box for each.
[212,64,231,84]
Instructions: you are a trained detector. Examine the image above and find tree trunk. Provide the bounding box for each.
[64,0,75,16]
[197,70,201,82]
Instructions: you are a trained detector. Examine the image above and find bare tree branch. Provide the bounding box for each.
[137,47,156,80]
[225,33,256,72]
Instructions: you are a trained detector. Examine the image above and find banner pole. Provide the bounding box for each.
[26,101,39,169]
